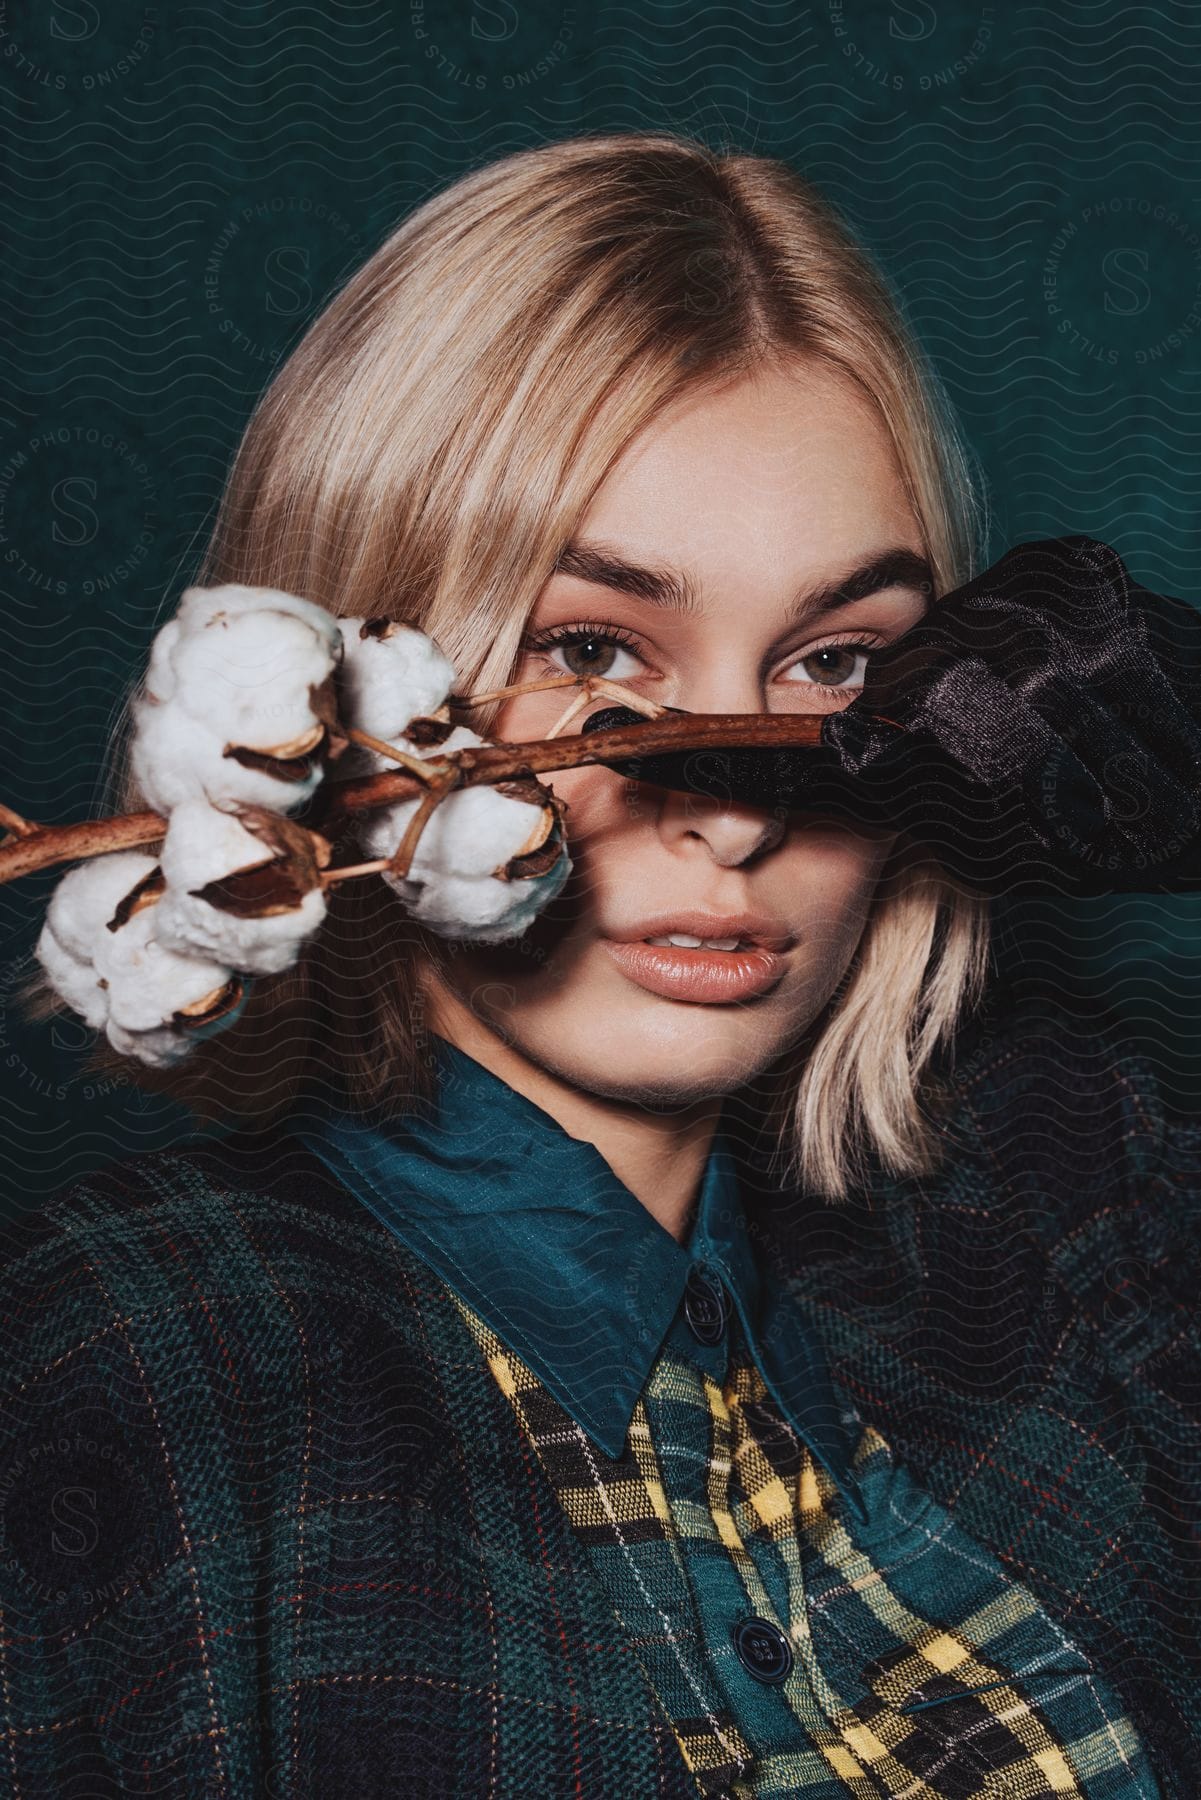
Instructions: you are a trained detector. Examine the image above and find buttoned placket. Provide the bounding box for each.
[651,1265,843,1766]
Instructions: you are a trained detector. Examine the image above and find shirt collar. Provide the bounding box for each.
[299,1032,864,1516]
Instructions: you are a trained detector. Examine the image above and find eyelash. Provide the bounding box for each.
[522,620,882,686]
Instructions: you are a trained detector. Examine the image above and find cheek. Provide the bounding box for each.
[539,763,642,845]
[779,822,893,924]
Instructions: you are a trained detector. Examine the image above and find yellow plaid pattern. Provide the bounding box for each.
[453,1294,1157,1799]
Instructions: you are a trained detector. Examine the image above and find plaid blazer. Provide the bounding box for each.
[0,1000,1197,1797]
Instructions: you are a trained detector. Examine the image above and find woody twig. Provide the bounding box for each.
[0,671,823,888]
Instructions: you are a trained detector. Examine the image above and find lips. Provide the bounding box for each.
[604,910,795,953]
[600,937,788,1003]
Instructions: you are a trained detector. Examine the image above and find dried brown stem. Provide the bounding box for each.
[320,858,390,886]
[386,766,460,881]
[0,811,168,883]
[0,803,38,839]
[455,672,578,706]
[345,726,440,782]
[326,710,822,824]
[543,673,666,739]
[0,708,823,888]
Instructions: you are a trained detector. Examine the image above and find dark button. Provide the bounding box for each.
[683,1264,730,1345]
[731,1615,793,1685]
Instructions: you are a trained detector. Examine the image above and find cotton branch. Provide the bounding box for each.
[0,689,823,888]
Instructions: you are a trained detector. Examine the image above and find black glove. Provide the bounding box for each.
[579,535,1201,896]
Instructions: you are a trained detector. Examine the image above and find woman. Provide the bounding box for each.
[3,132,1196,1798]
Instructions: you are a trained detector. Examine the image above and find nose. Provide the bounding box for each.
[591,669,789,867]
[654,781,787,867]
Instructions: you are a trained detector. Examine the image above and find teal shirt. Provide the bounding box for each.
[302,1031,864,1515]
[301,1034,1161,1798]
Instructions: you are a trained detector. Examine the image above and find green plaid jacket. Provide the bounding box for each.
[0,1001,1197,1796]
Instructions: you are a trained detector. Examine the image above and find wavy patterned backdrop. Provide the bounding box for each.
[2,0,1199,1212]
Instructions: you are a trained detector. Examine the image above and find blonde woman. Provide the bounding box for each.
[3,133,1197,1798]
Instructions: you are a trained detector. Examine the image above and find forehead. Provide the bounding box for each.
[579,359,923,584]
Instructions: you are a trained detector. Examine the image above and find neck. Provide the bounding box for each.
[420,981,721,1245]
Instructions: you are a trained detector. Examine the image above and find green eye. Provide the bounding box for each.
[524,622,646,684]
[787,644,872,687]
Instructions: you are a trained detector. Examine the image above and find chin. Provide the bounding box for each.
[509,991,805,1110]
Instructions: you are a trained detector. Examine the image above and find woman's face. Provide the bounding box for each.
[422,359,933,1106]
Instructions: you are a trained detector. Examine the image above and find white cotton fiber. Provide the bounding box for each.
[168,582,342,665]
[131,694,326,814]
[104,1018,201,1069]
[155,801,327,975]
[358,726,543,875]
[143,585,341,707]
[337,617,456,743]
[387,850,570,943]
[360,783,548,882]
[161,610,335,747]
[143,617,183,706]
[34,923,110,1028]
[353,720,571,941]
[93,907,235,1033]
[35,850,246,1059]
[42,852,162,962]
[133,584,343,814]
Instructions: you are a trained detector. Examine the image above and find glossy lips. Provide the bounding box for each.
[605,910,795,952]
[601,937,787,1002]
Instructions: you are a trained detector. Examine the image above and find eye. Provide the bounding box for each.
[779,636,876,690]
[522,621,648,683]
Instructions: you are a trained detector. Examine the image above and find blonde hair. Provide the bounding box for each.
[101,130,989,1198]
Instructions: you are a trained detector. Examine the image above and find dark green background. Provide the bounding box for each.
[2,1,1199,1213]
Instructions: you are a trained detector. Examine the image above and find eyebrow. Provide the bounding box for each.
[552,538,935,624]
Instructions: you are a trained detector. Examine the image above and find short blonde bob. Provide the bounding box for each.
[102,130,990,1199]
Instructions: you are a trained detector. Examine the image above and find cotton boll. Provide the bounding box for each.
[36,852,162,1030]
[356,718,571,941]
[143,586,341,706]
[104,957,250,1065]
[143,617,183,705]
[337,617,457,743]
[160,882,326,977]
[43,852,162,962]
[155,801,328,975]
[389,845,571,943]
[104,940,250,1067]
[173,583,342,658]
[165,609,336,750]
[422,781,553,878]
[132,584,342,812]
[356,725,501,864]
[131,693,327,813]
[105,1019,197,1069]
[94,907,236,1034]
[360,771,549,881]
[34,923,110,1028]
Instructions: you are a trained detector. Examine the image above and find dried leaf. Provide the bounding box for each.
[500,824,565,882]
[224,733,328,785]
[495,780,569,881]
[173,975,246,1030]
[189,809,332,919]
[236,806,332,874]
[405,714,455,748]
[310,671,348,763]
[492,776,548,808]
[106,866,166,932]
